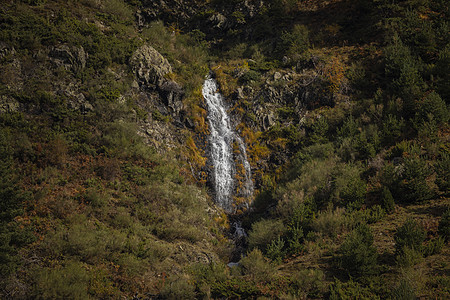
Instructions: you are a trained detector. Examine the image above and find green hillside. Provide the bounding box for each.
[0,0,448,298]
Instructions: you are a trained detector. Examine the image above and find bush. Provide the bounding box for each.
[248,219,285,251]
[390,279,416,300]
[423,237,444,257]
[345,206,386,229]
[381,187,395,213]
[381,114,405,145]
[32,261,91,299]
[396,245,423,267]
[266,236,285,264]
[414,91,448,126]
[330,278,380,300]
[438,208,450,241]
[279,24,309,61]
[383,156,437,204]
[401,156,436,203]
[332,164,367,210]
[337,224,378,276]
[160,274,196,300]
[383,34,424,117]
[290,269,326,298]
[394,219,426,255]
[308,117,329,144]
[435,153,450,194]
[312,206,347,238]
[239,70,260,84]
[240,248,276,283]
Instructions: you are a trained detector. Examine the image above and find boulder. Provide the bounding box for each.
[130,45,172,88]
[209,13,227,29]
[273,71,282,81]
[49,45,87,71]
[235,87,244,99]
[0,95,19,113]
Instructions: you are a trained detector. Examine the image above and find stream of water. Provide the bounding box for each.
[202,74,253,214]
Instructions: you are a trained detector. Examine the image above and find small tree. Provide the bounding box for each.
[394,219,426,254]
[381,186,395,213]
[398,157,436,203]
[438,208,450,241]
[338,224,378,276]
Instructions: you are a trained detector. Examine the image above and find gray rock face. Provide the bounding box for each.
[49,45,87,71]
[209,13,227,29]
[263,112,275,130]
[0,95,19,113]
[159,80,184,116]
[130,45,172,87]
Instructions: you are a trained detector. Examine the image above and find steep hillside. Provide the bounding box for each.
[0,0,449,299]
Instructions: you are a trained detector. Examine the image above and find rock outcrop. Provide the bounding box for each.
[131,45,186,122]
[130,45,172,88]
[49,45,87,72]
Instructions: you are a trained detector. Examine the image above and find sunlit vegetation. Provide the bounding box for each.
[0,0,448,298]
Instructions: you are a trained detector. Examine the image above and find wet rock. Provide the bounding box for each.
[130,45,172,88]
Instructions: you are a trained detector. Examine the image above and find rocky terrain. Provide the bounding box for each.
[0,0,448,299]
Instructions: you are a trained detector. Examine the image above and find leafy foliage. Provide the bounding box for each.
[395,219,426,256]
[337,224,378,276]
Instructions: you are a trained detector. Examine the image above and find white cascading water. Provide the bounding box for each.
[202,75,253,213]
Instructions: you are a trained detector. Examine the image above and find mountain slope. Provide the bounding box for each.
[0,0,449,298]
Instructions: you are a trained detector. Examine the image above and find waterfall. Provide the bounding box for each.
[202,75,253,213]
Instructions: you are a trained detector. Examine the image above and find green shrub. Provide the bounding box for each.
[332,164,367,210]
[266,236,285,264]
[32,261,91,299]
[337,116,359,139]
[190,262,228,286]
[239,70,260,84]
[84,189,108,208]
[308,117,329,144]
[394,219,425,255]
[345,206,386,229]
[337,224,378,276]
[248,219,285,251]
[160,274,196,300]
[414,91,448,126]
[390,279,416,300]
[279,24,309,61]
[240,248,276,283]
[435,153,450,194]
[383,34,425,117]
[312,206,347,238]
[285,222,304,254]
[289,269,326,298]
[396,245,423,267]
[398,157,436,203]
[382,155,436,204]
[438,208,450,241]
[381,114,405,145]
[381,186,395,213]
[423,237,444,257]
[330,278,380,300]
